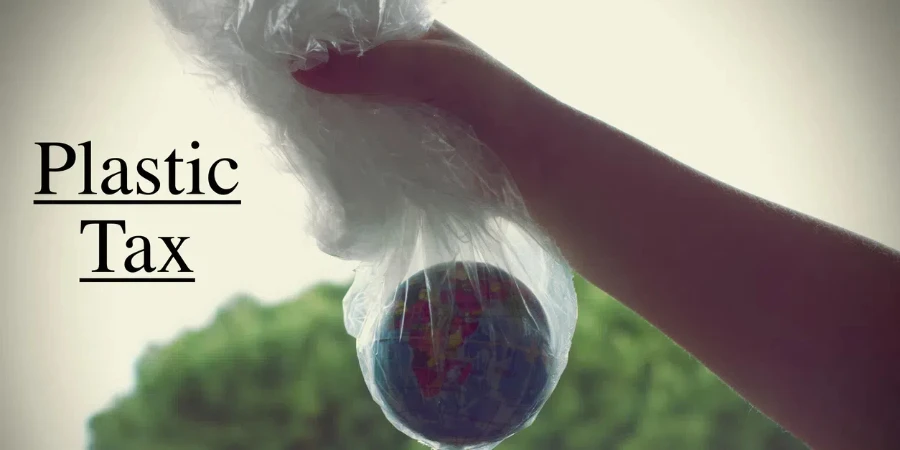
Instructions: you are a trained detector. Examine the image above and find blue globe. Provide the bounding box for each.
[371,262,552,447]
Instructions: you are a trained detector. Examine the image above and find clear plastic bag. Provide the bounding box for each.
[151,1,578,448]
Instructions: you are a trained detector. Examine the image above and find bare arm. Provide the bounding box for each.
[527,94,900,450]
[295,27,900,450]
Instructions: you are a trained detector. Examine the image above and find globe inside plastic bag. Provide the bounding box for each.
[150,0,578,448]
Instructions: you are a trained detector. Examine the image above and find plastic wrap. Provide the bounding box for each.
[151,1,578,448]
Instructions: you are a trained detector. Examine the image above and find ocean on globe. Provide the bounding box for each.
[371,261,552,447]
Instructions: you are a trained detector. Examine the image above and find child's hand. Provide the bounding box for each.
[292,23,582,210]
[293,23,494,118]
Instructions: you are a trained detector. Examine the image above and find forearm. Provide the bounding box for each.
[481,84,900,449]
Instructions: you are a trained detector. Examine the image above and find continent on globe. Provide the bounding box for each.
[372,261,553,447]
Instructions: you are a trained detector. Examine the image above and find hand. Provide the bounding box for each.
[293,22,496,117]
[292,22,580,206]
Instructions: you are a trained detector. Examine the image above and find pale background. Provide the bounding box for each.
[1,0,898,449]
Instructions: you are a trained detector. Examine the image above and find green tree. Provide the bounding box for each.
[89,278,807,450]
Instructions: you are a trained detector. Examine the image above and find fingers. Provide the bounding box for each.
[289,27,557,203]
[293,39,481,110]
[292,40,427,97]
[292,20,489,103]
[290,27,527,148]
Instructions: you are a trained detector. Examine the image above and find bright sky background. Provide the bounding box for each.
[1,1,898,449]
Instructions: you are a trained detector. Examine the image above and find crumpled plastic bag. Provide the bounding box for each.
[150,0,578,448]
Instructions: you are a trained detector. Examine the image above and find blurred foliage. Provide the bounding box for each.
[89,277,806,450]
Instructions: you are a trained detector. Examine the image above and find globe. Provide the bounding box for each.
[371,261,552,447]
